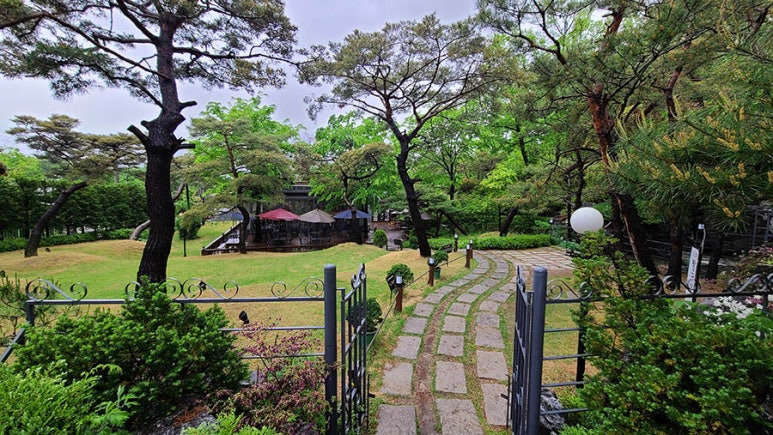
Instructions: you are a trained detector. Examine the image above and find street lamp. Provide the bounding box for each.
[569,207,604,234]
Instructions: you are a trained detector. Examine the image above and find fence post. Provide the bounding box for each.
[395,275,404,313]
[323,264,338,435]
[575,302,589,385]
[24,301,35,327]
[527,267,548,435]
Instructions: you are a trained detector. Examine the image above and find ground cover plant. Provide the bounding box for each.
[569,232,773,433]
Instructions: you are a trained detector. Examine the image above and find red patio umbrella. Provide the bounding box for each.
[258,208,299,221]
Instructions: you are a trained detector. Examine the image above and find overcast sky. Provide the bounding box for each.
[0,0,478,152]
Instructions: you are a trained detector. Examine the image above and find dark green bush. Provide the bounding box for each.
[177,209,205,240]
[406,234,418,249]
[572,232,773,433]
[101,228,134,240]
[386,263,414,283]
[372,229,387,248]
[0,365,134,434]
[14,281,247,430]
[0,238,26,252]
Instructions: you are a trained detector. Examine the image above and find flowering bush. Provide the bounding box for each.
[213,322,330,434]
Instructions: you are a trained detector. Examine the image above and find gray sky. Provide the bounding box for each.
[0,0,477,151]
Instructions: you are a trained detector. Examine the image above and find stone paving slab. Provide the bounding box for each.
[403,317,428,334]
[423,292,444,304]
[456,292,479,304]
[483,278,500,287]
[377,405,417,435]
[435,286,455,295]
[438,334,464,357]
[453,278,471,286]
[442,315,466,333]
[487,291,510,303]
[436,399,483,435]
[491,272,508,279]
[477,350,508,381]
[468,284,487,294]
[476,312,500,328]
[413,302,434,317]
[447,302,470,316]
[392,336,421,360]
[476,326,504,349]
[500,283,519,292]
[436,361,467,394]
[478,300,500,312]
[381,362,413,396]
[481,383,508,426]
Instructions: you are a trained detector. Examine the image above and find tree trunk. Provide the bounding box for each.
[25,180,89,257]
[666,217,683,278]
[237,204,250,254]
[500,207,518,237]
[136,149,176,283]
[396,143,430,257]
[705,233,724,280]
[130,180,185,241]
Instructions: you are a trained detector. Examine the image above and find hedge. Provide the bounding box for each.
[428,234,552,251]
[0,228,136,253]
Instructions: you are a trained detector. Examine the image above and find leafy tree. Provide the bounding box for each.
[1,1,297,281]
[303,15,509,256]
[188,98,295,253]
[7,114,142,257]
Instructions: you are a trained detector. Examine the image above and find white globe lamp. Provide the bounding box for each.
[570,207,604,234]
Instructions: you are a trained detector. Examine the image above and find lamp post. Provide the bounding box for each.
[465,243,471,269]
[568,206,603,389]
[569,207,604,234]
[454,233,459,252]
[428,257,435,286]
[395,275,404,312]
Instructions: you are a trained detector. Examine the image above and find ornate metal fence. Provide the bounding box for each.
[1,263,370,435]
[508,269,772,434]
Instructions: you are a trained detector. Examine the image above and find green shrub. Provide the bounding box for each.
[0,365,134,434]
[0,238,26,253]
[177,209,205,240]
[429,234,551,250]
[372,229,387,248]
[432,249,449,265]
[102,228,134,240]
[14,281,247,430]
[406,234,418,249]
[387,263,414,283]
[572,232,773,433]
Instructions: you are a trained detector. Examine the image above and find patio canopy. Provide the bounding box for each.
[298,208,336,224]
[333,209,371,219]
[258,208,299,221]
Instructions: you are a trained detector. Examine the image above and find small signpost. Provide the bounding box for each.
[686,224,706,296]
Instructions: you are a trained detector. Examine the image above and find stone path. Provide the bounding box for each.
[375,247,573,434]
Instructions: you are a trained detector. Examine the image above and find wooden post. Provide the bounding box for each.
[428,258,435,286]
[395,275,404,313]
[465,244,471,269]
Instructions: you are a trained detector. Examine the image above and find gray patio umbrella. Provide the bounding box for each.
[298,208,336,223]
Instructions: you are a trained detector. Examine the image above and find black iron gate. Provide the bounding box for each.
[508,267,771,434]
[2,263,370,435]
[508,266,548,434]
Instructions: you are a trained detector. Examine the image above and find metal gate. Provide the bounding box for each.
[508,266,548,434]
[338,263,369,433]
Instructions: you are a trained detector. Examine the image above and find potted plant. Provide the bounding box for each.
[347,297,383,333]
[432,250,448,279]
